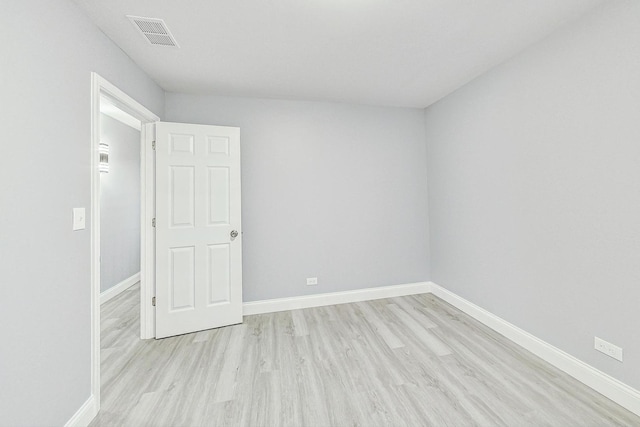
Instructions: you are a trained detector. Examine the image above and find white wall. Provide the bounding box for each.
[0,1,163,425]
[425,0,640,390]
[165,94,430,302]
[100,114,141,293]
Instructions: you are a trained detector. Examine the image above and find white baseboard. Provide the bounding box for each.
[243,281,431,316]
[429,282,640,417]
[100,272,140,305]
[64,395,97,427]
[83,277,639,421]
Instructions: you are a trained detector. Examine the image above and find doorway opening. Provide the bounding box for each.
[99,98,142,307]
[90,73,159,415]
[98,97,143,392]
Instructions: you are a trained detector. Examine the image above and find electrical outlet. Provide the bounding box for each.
[306,277,318,286]
[594,337,623,362]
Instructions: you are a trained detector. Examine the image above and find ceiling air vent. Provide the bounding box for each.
[127,15,179,48]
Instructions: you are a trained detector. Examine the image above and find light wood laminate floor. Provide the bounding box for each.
[92,284,640,426]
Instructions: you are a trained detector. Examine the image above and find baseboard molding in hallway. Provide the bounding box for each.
[100,272,140,305]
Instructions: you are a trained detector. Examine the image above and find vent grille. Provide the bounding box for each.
[127,15,179,47]
[144,33,175,47]
[134,20,167,35]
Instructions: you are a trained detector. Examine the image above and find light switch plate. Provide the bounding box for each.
[73,208,86,231]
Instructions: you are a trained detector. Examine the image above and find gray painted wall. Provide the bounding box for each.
[0,1,163,425]
[100,114,141,293]
[165,94,430,302]
[425,0,640,390]
[5,0,638,425]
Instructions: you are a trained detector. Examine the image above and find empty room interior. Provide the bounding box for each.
[2,0,640,426]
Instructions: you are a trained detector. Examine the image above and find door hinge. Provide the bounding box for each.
[152,140,156,150]
[152,218,156,227]
[152,296,156,307]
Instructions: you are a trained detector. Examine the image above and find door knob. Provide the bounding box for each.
[230,230,239,239]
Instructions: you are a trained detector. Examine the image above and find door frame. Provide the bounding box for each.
[90,73,160,411]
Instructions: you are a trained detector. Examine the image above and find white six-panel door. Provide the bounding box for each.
[155,122,242,339]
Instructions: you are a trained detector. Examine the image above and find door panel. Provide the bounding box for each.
[155,121,242,339]
[208,167,230,225]
[169,246,195,311]
[170,166,195,228]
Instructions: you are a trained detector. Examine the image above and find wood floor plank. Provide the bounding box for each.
[355,301,405,350]
[91,287,640,427]
[291,309,310,337]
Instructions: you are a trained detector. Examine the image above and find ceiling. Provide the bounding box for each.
[74,0,603,108]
